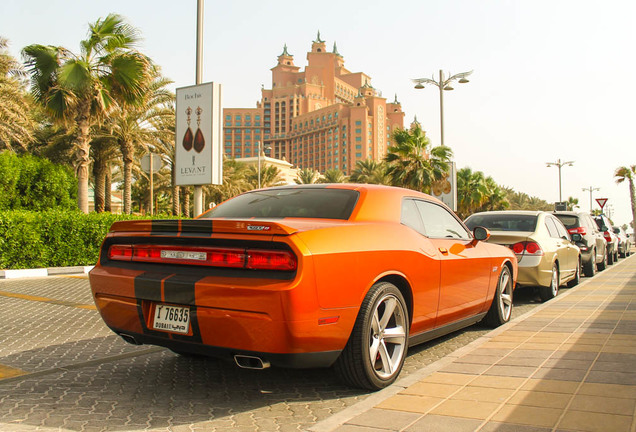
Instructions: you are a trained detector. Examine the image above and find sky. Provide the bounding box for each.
[2,0,635,227]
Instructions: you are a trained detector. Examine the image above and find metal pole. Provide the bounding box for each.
[439,70,445,147]
[193,0,204,216]
[149,154,154,215]
[558,163,562,202]
[257,141,261,189]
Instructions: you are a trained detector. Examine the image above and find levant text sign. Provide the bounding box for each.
[175,82,223,186]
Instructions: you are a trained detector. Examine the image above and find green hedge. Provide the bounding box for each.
[0,210,178,269]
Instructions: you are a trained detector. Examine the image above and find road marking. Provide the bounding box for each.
[0,364,27,380]
[0,290,97,310]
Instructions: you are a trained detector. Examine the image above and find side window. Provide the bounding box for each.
[401,199,426,235]
[553,217,569,239]
[545,217,560,238]
[415,201,469,239]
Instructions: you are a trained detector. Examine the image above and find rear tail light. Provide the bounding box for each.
[108,244,297,271]
[568,227,586,235]
[603,232,612,242]
[510,241,544,256]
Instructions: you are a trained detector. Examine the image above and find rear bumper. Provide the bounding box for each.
[111,327,341,368]
[515,256,551,287]
[90,265,356,368]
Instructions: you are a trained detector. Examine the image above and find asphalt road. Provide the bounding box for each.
[0,272,583,431]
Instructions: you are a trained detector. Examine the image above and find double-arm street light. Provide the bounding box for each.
[412,70,473,147]
[546,159,574,202]
[582,186,600,213]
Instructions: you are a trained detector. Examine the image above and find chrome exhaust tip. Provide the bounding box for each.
[119,333,142,345]
[233,354,271,370]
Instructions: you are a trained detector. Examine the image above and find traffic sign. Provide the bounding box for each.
[595,198,608,209]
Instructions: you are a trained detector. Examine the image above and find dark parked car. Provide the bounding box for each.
[613,226,632,258]
[594,215,619,264]
[554,211,608,276]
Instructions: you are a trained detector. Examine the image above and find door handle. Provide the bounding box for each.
[439,247,448,255]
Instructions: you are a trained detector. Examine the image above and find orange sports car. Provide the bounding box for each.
[89,184,517,390]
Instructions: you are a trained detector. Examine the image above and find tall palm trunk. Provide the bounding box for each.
[105,166,112,212]
[172,164,180,216]
[93,158,106,213]
[183,187,190,217]
[121,140,134,214]
[75,106,91,214]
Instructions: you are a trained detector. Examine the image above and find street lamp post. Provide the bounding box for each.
[546,159,574,202]
[582,186,600,213]
[412,70,473,147]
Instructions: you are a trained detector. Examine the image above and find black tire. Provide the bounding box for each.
[484,266,513,327]
[608,249,614,265]
[597,250,607,271]
[583,250,596,277]
[567,257,581,288]
[334,282,409,390]
[615,250,619,262]
[539,263,559,302]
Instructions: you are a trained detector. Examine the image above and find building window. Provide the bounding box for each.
[355,120,362,126]
[355,137,361,142]
[355,128,361,134]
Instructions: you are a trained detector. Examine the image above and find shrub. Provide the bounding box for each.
[0,210,178,269]
[0,151,77,211]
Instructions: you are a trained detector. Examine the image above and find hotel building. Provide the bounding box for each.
[223,33,405,175]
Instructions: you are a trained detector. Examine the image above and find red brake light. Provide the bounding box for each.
[510,241,543,256]
[107,244,296,271]
[109,244,133,261]
[603,232,612,242]
[511,242,525,254]
[525,242,542,254]
[567,227,586,235]
[247,250,297,271]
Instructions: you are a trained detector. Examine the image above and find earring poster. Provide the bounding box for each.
[175,82,223,186]
[431,161,457,211]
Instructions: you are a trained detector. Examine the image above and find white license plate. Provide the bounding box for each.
[152,304,190,334]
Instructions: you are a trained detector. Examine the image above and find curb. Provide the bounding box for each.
[0,266,94,279]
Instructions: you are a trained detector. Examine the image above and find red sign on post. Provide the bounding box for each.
[596,198,608,209]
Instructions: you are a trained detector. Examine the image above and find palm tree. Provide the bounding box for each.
[615,165,636,230]
[0,37,33,150]
[457,167,488,218]
[349,159,389,184]
[90,134,118,212]
[479,176,509,213]
[385,125,452,193]
[319,169,347,183]
[107,74,173,213]
[566,196,579,211]
[246,164,284,189]
[206,159,250,205]
[295,167,319,184]
[23,14,152,213]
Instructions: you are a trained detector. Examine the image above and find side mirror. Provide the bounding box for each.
[571,233,582,242]
[473,226,490,242]
[601,225,609,232]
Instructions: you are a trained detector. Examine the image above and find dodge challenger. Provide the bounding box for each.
[89,184,517,390]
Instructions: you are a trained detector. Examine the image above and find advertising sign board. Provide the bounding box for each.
[432,162,457,212]
[175,82,223,186]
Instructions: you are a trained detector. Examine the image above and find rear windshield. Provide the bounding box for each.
[465,214,538,232]
[201,188,359,220]
[554,215,579,229]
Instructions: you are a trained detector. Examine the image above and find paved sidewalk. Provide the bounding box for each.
[312,255,636,432]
